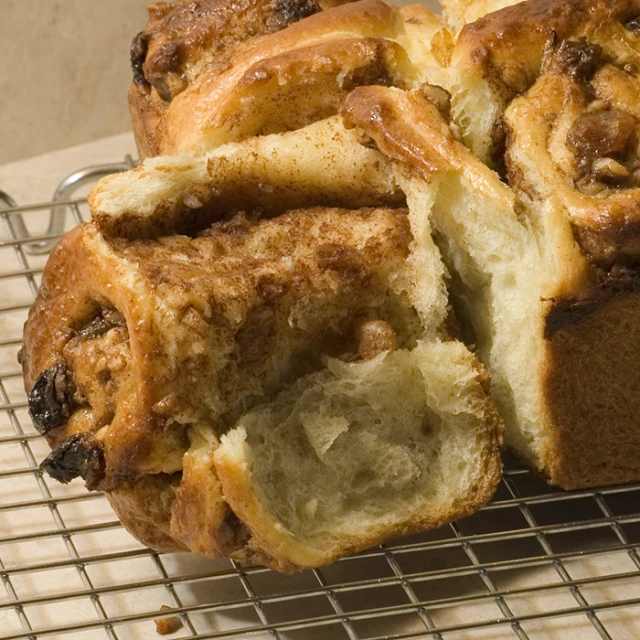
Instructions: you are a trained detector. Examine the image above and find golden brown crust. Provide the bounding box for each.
[455,0,640,98]
[129,0,347,157]
[129,0,417,156]
[106,475,188,553]
[505,69,640,247]
[446,0,640,166]
[129,83,166,159]
[133,0,330,102]
[21,225,165,482]
[541,292,640,488]
[341,85,515,210]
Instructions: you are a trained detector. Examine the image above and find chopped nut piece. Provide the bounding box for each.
[593,157,630,182]
[567,109,636,168]
[355,319,396,360]
[420,83,452,118]
[183,193,204,209]
[586,99,607,113]
[155,606,183,635]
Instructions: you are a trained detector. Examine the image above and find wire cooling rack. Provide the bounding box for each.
[1,161,640,640]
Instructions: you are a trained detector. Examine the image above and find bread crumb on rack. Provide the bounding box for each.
[155,606,183,635]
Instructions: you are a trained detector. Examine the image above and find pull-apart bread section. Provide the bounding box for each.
[22,119,503,571]
[129,0,446,157]
[439,0,640,164]
[338,0,640,489]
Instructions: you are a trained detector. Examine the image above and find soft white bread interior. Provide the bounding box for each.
[215,341,502,570]
[343,86,551,470]
[439,0,523,29]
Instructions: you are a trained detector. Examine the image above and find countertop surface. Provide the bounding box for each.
[0,132,137,205]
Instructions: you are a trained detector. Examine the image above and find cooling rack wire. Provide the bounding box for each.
[1,159,640,640]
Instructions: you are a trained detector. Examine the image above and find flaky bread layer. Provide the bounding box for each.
[89,117,401,237]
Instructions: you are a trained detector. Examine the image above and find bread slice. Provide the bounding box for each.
[214,340,502,570]
[89,116,402,236]
[23,118,503,571]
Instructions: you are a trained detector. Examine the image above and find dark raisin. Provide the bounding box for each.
[341,56,395,92]
[625,16,640,35]
[130,31,150,84]
[28,364,76,435]
[555,38,602,82]
[273,0,319,29]
[40,434,105,489]
[146,42,184,102]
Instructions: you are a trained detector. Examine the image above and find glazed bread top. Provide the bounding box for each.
[131,0,352,103]
[128,0,444,157]
[454,0,640,99]
[505,49,640,271]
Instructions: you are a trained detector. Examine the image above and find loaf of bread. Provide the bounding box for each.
[22,118,503,571]
[24,0,640,571]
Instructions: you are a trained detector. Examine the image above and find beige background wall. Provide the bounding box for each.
[1,0,149,163]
